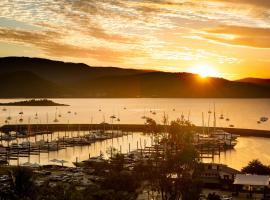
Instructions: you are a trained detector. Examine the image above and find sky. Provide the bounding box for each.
[0,0,270,80]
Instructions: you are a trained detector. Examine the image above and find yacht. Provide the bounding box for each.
[73,156,106,167]
[211,129,239,141]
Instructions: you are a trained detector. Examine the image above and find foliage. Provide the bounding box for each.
[38,183,84,200]
[139,118,202,200]
[241,159,270,175]
[0,166,37,200]
[144,117,159,134]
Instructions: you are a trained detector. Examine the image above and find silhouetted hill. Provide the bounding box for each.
[81,72,270,98]
[0,57,146,86]
[0,57,270,98]
[237,78,270,87]
[0,71,69,98]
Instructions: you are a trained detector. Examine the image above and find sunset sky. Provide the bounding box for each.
[0,0,270,80]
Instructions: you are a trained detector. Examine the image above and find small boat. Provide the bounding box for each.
[2,108,7,111]
[19,111,23,115]
[110,115,116,119]
[124,107,127,110]
[211,129,239,141]
[67,111,71,114]
[219,114,224,120]
[229,124,234,128]
[224,139,237,148]
[260,117,268,122]
[208,110,212,114]
[53,118,59,123]
[73,156,106,167]
[117,118,120,122]
[257,121,261,124]
[0,158,8,165]
[19,118,23,123]
[34,112,38,120]
[173,108,175,111]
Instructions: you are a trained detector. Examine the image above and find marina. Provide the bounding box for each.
[0,98,270,199]
[0,122,269,170]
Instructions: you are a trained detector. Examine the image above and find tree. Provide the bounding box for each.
[242,159,270,175]
[8,166,37,200]
[140,118,202,200]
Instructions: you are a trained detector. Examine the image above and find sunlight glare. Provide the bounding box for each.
[189,64,221,78]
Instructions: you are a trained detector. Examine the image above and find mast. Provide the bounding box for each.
[213,103,216,132]
[202,112,205,134]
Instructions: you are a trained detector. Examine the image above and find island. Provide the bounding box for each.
[0,99,69,106]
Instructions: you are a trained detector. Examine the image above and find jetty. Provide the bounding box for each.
[1,124,270,138]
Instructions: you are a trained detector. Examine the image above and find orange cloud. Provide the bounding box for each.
[200,25,270,48]
[211,0,270,8]
[0,28,142,62]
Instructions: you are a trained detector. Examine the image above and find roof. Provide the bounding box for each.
[234,174,270,186]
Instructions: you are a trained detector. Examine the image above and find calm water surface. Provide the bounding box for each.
[4,134,270,170]
[1,98,270,170]
[0,98,270,130]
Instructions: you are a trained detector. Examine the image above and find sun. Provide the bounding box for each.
[189,64,221,78]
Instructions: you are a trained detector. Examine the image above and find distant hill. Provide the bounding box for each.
[0,99,69,106]
[0,57,270,98]
[0,71,69,98]
[237,78,270,87]
[0,57,146,86]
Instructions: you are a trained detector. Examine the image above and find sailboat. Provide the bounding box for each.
[34,112,38,120]
[219,113,224,120]
[53,109,59,123]
[18,110,24,122]
[7,110,12,120]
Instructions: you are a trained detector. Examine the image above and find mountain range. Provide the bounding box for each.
[0,56,270,98]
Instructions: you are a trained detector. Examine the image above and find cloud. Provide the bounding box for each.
[199,25,270,48]
[0,27,140,62]
[211,0,270,8]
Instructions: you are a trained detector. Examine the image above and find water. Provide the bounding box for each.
[205,136,270,170]
[1,98,270,169]
[5,133,270,170]
[0,98,270,130]
[7,132,152,167]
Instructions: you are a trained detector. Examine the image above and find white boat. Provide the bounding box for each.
[211,129,239,141]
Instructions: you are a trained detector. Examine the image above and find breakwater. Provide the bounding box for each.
[1,124,270,138]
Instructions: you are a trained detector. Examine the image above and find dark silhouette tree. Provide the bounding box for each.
[8,166,37,200]
[242,159,270,175]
